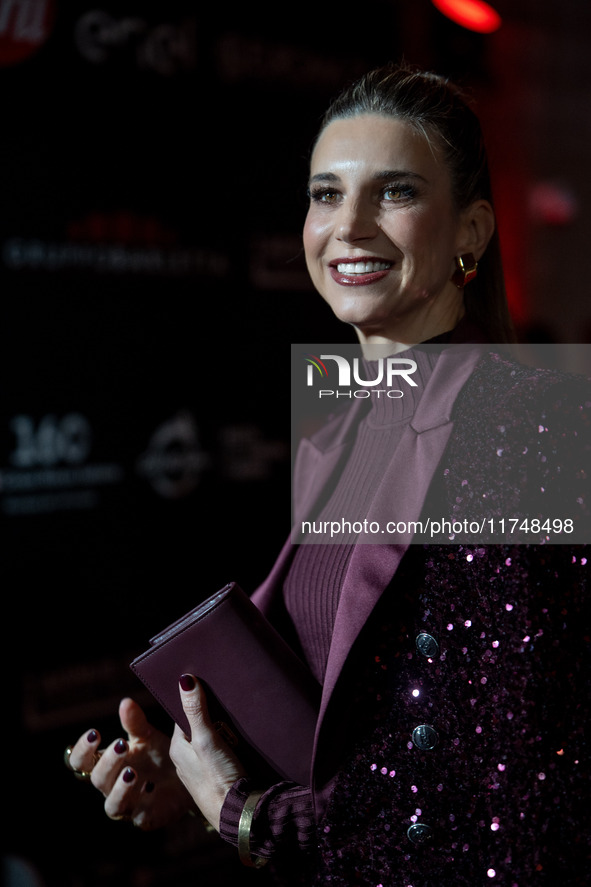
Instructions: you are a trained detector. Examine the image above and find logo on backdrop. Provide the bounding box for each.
[0,412,123,515]
[2,210,230,278]
[0,410,291,514]
[0,0,55,66]
[136,411,209,499]
[74,9,197,76]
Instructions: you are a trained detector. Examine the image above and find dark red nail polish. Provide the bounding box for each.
[123,767,135,783]
[180,674,196,691]
[87,730,98,743]
[145,781,155,793]
[114,739,127,755]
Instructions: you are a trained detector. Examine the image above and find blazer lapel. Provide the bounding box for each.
[317,345,486,732]
[292,397,369,526]
[252,398,368,614]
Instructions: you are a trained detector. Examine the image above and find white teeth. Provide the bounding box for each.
[336,261,392,274]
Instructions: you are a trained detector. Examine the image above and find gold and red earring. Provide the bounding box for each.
[451,253,478,289]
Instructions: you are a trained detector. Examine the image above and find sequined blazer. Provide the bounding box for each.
[233,350,591,886]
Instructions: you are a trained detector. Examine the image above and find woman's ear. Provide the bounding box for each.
[457,199,496,261]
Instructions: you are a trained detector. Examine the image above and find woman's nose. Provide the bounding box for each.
[335,199,378,243]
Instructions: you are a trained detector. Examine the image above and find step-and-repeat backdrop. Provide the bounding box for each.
[1,3,486,884]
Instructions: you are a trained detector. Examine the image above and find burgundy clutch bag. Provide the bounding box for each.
[130,582,320,786]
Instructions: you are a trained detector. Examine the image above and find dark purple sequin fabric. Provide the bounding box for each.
[420,352,591,544]
[313,355,591,886]
[314,544,590,886]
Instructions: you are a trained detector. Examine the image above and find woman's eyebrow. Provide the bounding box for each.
[308,169,426,185]
[308,172,341,185]
[373,169,427,182]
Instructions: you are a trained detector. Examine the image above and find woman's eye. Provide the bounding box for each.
[309,188,339,204]
[383,185,414,201]
[308,184,415,204]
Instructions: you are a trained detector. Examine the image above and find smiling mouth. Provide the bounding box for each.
[334,260,393,274]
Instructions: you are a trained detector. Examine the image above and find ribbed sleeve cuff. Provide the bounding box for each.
[219,777,316,859]
[219,778,259,850]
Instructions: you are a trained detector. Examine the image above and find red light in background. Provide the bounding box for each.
[431,0,502,33]
[528,182,579,227]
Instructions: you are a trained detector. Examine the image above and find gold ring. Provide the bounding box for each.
[63,745,93,781]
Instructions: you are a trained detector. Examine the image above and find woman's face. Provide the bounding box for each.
[303,114,473,346]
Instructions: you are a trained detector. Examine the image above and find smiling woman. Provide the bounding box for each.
[308,64,514,345]
[64,62,590,887]
[303,114,494,345]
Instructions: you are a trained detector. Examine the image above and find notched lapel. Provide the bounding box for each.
[318,345,486,735]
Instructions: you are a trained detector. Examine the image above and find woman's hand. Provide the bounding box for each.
[169,674,247,832]
[67,697,194,829]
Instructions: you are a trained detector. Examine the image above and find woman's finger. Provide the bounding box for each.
[67,729,102,776]
[178,674,213,745]
[91,736,131,795]
[170,677,247,832]
[118,697,154,743]
[103,765,139,821]
[102,767,159,829]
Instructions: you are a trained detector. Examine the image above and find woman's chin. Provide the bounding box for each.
[328,304,395,339]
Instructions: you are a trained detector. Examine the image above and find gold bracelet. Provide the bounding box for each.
[237,789,268,868]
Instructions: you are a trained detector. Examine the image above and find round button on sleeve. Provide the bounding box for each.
[407,823,434,845]
[415,632,439,658]
[411,724,439,750]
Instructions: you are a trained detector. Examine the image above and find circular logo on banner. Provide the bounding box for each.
[137,411,209,499]
[0,0,55,67]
